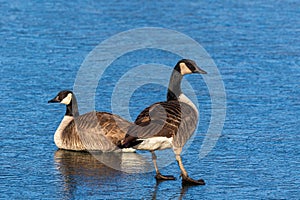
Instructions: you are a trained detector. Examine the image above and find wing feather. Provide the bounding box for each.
[122,100,198,148]
[62,112,132,151]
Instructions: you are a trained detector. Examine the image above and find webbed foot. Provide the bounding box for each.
[181,174,205,186]
[155,173,176,180]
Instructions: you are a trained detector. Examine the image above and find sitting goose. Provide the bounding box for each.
[121,59,207,185]
[48,90,133,152]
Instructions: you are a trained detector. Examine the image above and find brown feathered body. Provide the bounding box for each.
[122,98,198,149]
[55,111,132,151]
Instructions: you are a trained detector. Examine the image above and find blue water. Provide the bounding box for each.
[1,0,299,199]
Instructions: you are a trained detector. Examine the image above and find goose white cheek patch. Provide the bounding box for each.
[179,62,192,75]
[61,93,72,105]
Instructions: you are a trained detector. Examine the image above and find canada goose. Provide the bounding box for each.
[121,59,207,185]
[48,90,133,152]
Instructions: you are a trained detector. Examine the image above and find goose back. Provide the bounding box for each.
[122,100,198,148]
[58,112,132,151]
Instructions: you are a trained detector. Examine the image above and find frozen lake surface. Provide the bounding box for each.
[0,0,299,199]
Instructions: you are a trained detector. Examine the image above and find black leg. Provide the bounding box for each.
[151,151,176,181]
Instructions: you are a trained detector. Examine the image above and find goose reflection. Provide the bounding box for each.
[151,180,192,200]
[54,150,191,199]
[54,150,154,198]
[54,150,119,199]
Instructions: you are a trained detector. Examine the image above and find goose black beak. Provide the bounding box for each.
[195,67,207,74]
[48,96,60,103]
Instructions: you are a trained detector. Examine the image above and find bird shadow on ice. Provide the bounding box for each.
[54,149,193,199]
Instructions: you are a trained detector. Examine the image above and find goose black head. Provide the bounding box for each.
[175,59,207,75]
[48,90,73,105]
[48,90,79,117]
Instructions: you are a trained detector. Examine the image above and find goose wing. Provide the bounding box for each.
[95,112,132,145]
[63,112,132,151]
[122,101,198,148]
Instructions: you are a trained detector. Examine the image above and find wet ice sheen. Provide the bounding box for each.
[0,0,299,199]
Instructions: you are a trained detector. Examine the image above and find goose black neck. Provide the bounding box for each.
[65,95,79,117]
[167,68,183,101]
[65,103,73,116]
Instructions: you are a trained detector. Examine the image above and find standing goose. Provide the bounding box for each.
[48,90,133,151]
[121,59,207,185]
